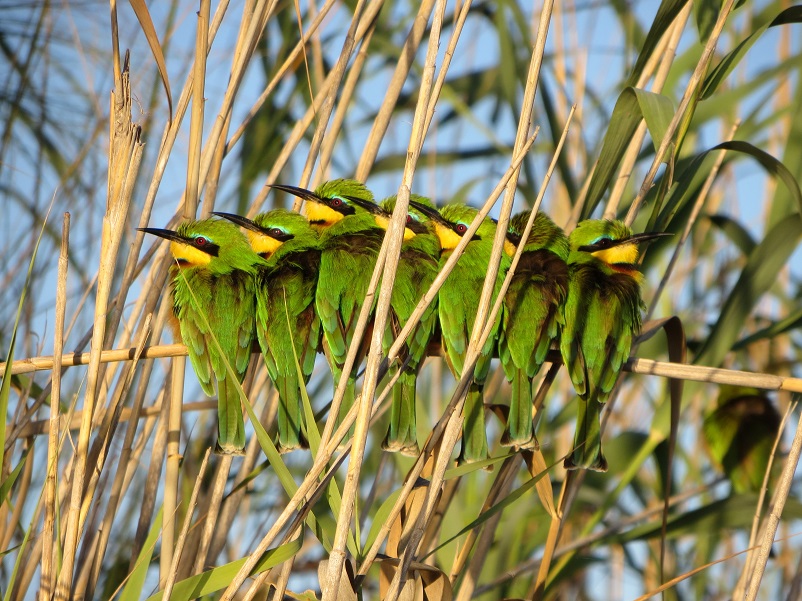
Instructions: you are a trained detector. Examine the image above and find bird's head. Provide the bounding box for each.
[140,219,260,273]
[408,201,495,253]
[378,194,437,240]
[213,209,315,259]
[570,219,670,272]
[505,211,569,259]
[270,179,376,229]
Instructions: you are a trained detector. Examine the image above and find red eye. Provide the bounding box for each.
[195,236,208,246]
[406,215,414,224]
[269,228,283,237]
[330,197,343,208]
[455,223,468,235]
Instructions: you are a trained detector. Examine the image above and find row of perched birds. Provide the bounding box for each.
[142,179,669,472]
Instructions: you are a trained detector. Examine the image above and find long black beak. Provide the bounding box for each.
[139,227,185,244]
[212,211,263,233]
[408,199,449,226]
[341,194,384,215]
[268,184,320,203]
[627,231,674,245]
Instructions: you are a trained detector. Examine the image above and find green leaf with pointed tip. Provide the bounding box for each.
[119,508,163,601]
[700,6,802,100]
[582,87,676,219]
[423,455,557,560]
[733,306,802,350]
[144,536,303,601]
[609,493,802,544]
[626,0,690,87]
[0,447,30,503]
[695,214,802,367]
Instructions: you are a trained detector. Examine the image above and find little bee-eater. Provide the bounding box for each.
[409,201,509,464]
[141,220,266,455]
[498,211,569,448]
[270,179,384,430]
[560,219,670,471]
[214,209,321,453]
[376,195,440,456]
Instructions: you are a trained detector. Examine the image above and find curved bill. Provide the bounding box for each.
[267,183,320,203]
[408,199,449,226]
[627,231,674,245]
[139,227,184,244]
[212,211,263,233]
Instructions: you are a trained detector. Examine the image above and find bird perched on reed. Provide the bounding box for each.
[215,209,321,452]
[373,195,440,455]
[498,210,569,448]
[270,179,384,431]
[409,200,509,464]
[560,219,669,471]
[141,219,266,454]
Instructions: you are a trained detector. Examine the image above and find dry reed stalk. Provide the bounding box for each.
[451,455,520,600]
[603,2,692,220]
[323,0,448,595]
[296,0,369,190]
[226,0,337,156]
[624,0,738,225]
[734,400,795,597]
[385,5,554,595]
[40,213,69,600]
[353,0,439,180]
[247,0,386,214]
[317,21,378,178]
[224,357,406,598]
[161,448,212,600]
[77,314,153,599]
[55,56,143,600]
[743,398,802,600]
[420,0,473,142]
[160,356,186,586]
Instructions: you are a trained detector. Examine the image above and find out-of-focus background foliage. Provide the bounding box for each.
[2,1,802,599]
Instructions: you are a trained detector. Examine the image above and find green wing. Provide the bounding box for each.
[561,264,642,404]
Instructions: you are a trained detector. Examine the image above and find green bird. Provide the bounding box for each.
[560,219,670,471]
[214,209,321,453]
[269,179,384,431]
[498,211,569,448]
[409,200,509,464]
[375,195,440,456]
[141,220,266,455]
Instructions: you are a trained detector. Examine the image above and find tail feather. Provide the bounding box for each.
[382,371,419,456]
[276,373,308,453]
[564,397,607,471]
[215,374,246,455]
[501,368,537,449]
[458,383,489,465]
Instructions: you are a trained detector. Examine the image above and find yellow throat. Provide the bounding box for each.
[246,231,284,258]
[170,241,212,267]
[591,241,639,266]
[435,223,462,251]
[374,215,415,241]
[304,201,343,228]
